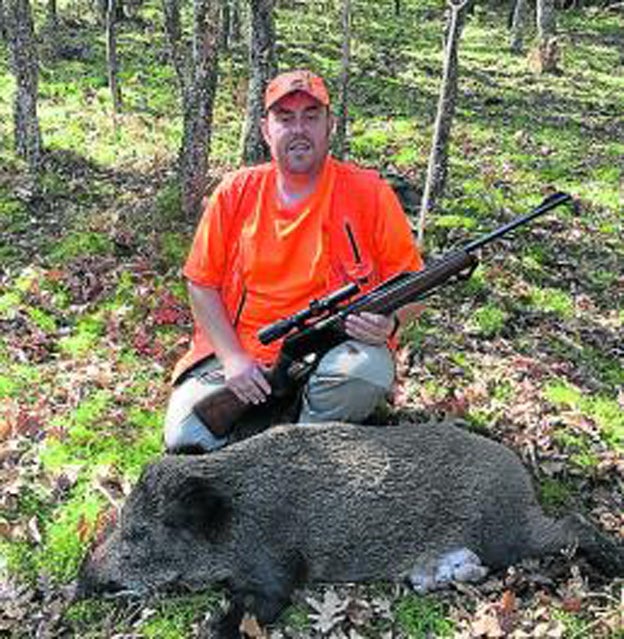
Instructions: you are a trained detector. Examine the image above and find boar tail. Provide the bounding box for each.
[529,511,624,576]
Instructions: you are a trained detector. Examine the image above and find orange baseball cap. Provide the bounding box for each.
[265,70,330,110]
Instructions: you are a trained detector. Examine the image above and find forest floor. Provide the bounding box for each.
[0,1,623,637]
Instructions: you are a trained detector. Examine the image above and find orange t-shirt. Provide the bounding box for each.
[175,157,423,381]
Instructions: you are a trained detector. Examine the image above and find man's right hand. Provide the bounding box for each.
[222,353,272,405]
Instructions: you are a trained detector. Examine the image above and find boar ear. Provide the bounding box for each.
[163,476,231,540]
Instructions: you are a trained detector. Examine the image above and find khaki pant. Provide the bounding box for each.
[164,340,395,453]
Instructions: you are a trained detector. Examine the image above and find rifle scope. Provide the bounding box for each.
[258,282,360,345]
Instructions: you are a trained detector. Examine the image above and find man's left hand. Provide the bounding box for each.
[344,311,396,346]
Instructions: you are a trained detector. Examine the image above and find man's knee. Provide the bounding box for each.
[299,376,389,422]
[164,366,227,453]
[164,410,227,453]
[315,340,394,389]
[298,340,395,423]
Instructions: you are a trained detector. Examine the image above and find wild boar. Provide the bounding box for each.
[78,421,624,637]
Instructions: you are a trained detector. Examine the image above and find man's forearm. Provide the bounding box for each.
[188,282,271,403]
[188,282,246,363]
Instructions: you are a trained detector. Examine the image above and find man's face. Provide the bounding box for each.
[262,91,334,177]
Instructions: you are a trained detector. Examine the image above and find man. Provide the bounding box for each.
[165,69,424,453]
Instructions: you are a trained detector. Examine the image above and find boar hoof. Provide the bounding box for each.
[409,547,488,593]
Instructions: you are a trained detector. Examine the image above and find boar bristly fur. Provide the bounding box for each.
[78,422,624,636]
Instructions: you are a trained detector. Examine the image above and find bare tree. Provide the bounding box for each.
[46,0,57,30]
[334,0,352,160]
[530,0,560,73]
[537,0,556,39]
[417,0,472,245]
[219,0,243,49]
[163,0,221,216]
[220,0,231,49]
[240,0,276,165]
[7,0,42,177]
[0,0,7,40]
[509,0,528,53]
[231,0,241,43]
[106,0,123,114]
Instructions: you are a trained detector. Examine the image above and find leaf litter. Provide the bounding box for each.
[1,6,623,639]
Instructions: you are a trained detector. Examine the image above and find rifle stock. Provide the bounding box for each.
[191,192,572,438]
[193,387,249,438]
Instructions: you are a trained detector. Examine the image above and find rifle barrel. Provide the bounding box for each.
[464,192,572,253]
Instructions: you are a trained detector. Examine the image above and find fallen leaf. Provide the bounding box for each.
[561,596,582,613]
[307,588,349,635]
[239,614,268,638]
[27,516,42,545]
[76,514,91,543]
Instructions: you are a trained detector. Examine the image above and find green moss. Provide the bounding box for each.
[552,609,593,638]
[58,315,105,357]
[350,124,391,160]
[491,380,513,402]
[0,540,39,583]
[0,291,22,319]
[527,287,575,319]
[36,488,105,582]
[552,430,599,470]
[539,478,574,514]
[433,214,478,231]
[49,231,114,264]
[543,380,582,407]
[0,198,29,242]
[543,380,623,448]
[63,600,119,634]
[457,264,488,296]
[27,307,58,332]
[394,594,454,638]
[280,603,311,632]
[159,232,190,270]
[471,303,507,337]
[0,374,19,397]
[138,593,222,639]
[586,396,624,448]
[154,181,183,224]
[0,362,43,398]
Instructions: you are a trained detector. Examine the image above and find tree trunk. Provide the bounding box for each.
[7,0,42,177]
[531,0,559,73]
[46,0,57,29]
[417,0,471,245]
[509,0,527,54]
[231,0,241,43]
[0,0,7,40]
[536,0,556,40]
[106,0,123,114]
[221,0,230,50]
[163,0,221,217]
[240,0,276,165]
[334,0,352,160]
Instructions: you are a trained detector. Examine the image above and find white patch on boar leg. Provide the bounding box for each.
[408,548,488,593]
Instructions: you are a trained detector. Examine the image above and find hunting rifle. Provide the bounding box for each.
[193,191,572,437]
